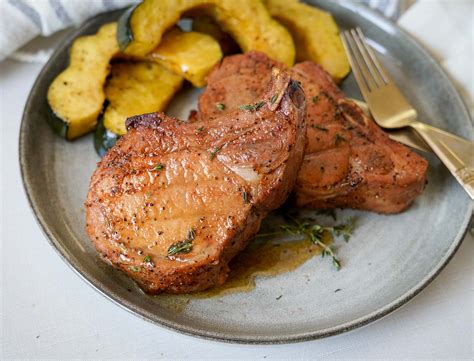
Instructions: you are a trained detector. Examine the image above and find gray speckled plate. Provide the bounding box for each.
[20,1,473,344]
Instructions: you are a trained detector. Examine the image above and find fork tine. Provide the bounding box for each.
[350,28,384,88]
[355,27,389,84]
[341,30,375,93]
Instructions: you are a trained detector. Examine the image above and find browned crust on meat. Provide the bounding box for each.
[197,51,428,214]
[86,70,306,294]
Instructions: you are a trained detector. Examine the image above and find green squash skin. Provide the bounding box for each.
[47,106,69,139]
[117,5,137,52]
[94,115,119,157]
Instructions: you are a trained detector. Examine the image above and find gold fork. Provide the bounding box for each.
[341,27,474,199]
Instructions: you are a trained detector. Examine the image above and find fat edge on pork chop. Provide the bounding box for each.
[197,51,428,213]
[85,70,307,294]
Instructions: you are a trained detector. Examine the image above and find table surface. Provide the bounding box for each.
[1,31,473,360]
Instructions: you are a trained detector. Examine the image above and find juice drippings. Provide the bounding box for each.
[155,233,330,313]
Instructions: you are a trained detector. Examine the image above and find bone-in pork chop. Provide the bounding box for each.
[197,52,428,213]
[85,70,306,294]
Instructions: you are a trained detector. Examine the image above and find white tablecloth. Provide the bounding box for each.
[1,6,473,361]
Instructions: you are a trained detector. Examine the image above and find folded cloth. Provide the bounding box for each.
[0,0,137,61]
[398,0,474,114]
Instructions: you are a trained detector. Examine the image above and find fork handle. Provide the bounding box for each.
[411,122,474,199]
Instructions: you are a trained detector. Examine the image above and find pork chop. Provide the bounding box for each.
[85,70,306,294]
[197,52,428,213]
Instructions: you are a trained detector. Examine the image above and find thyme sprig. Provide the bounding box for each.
[256,215,356,270]
[167,228,196,256]
[240,101,265,112]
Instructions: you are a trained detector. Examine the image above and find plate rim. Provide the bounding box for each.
[19,3,473,344]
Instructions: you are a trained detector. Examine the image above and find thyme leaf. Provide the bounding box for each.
[186,228,196,242]
[270,94,278,105]
[334,134,346,146]
[216,102,225,111]
[143,255,154,267]
[167,228,196,256]
[209,145,222,160]
[239,104,255,111]
[167,240,192,256]
[240,101,265,112]
[312,124,328,132]
[333,217,356,242]
[153,163,164,171]
[242,191,249,204]
[254,101,265,111]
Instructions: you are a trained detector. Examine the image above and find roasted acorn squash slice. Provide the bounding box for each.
[47,23,118,140]
[264,0,350,82]
[103,61,183,136]
[117,0,295,66]
[147,28,222,87]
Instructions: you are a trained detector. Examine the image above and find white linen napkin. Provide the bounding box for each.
[398,0,474,115]
[0,0,137,62]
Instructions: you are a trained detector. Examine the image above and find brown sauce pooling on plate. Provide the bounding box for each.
[155,232,330,313]
[198,235,328,297]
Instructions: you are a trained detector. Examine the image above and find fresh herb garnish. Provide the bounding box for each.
[186,228,196,242]
[254,101,265,111]
[334,134,346,146]
[256,215,357,270]
[196,126,205,133]
[153,163,164,171]
[143,255,155,267]
[312,124,328,132]
[128,266,140,272]
[168,239,193,256]
[333,217,356,242]
[312,95,319,104]
[240,104,255,111]
[240,101,265,112]
[270,94,278,105]
[209,145,222,160]
[321,91,337,106]
[167,228,196,256]
[216,102,225,111]
[242,191,249,204]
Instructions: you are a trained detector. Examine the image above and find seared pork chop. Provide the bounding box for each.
[85,70,306,294]
[197,52,428,213]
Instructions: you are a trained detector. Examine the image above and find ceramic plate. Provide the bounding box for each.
[20,1,472,343]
